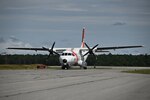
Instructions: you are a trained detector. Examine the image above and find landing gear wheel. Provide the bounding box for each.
[66,66,69,70]
[61,66,65,69]
[62,65,70,70]
[83,67,87,69]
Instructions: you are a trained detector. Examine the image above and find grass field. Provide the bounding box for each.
[0,65,150,74]
[0,64,63,70]
[123,69,150,74]
[0,64,38,70]
[0,64,112,70]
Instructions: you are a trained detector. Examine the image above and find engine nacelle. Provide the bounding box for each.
[78,60,87,67]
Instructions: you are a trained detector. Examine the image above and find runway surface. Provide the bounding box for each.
[0,67,150,100]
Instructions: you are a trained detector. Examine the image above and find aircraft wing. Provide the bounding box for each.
[7,45,143,53]
[7,47,48,51]
[96,45,143,51]
[7,47,67,54]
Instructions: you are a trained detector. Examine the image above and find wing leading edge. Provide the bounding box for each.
[7,45,143,51]
[96,45,143,51]
[7,47,67,54]
[7,45,143,53]
[7,47,48,51]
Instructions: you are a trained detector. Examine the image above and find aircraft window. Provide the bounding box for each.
[68,53,71,56]
[62,53,64,56]
[62,53,72,56]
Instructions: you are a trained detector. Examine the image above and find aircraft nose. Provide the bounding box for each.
[63,59,67,63]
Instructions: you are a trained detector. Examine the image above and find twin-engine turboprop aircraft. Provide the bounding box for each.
[7,28,143,69]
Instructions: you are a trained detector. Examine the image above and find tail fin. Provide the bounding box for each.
[81,27,85,48]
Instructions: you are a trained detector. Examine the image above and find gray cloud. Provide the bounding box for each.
[8,37,32,47]
[0,37,6,43]
[0,0,149,54]
[9,36,20,42]
[113,22,126,26]
[0,36,33,54]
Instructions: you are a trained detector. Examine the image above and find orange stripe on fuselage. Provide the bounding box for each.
[72,51,78,64]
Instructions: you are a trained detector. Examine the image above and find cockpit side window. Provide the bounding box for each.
[62,53,73,56]
[68,53,71,56]
[62,53,64,56]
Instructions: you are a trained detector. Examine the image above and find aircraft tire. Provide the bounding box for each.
[61,66,65,69]
[83,67,87,69]
[62,65,70,70]
[66,65,70,70]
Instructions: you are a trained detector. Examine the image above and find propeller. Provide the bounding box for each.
[83,43,98,57]
[42,42,59,59]
[83,43,99,68]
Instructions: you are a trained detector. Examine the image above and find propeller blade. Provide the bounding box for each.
[91,52,96,56]
[84,43,90,50]
[83,42,98,68]
[83,51,89,56]
[46,42,60,59]
[51,42,55,50]
[53,51,60,56]
[84,43,97,56]
[92,44,99,50]
[42,47,49,50]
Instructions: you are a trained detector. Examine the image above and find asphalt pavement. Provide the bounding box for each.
[0,67,150,100]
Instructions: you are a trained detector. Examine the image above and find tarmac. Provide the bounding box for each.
[0,66,150,100]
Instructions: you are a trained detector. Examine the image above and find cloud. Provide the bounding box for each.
[9,36,20,42]
[113,22,126,26]
[53,3,87,12]
[0,37,6,43]
[0,0,149,55]
[4,36,32,48]
[0,36,33,54]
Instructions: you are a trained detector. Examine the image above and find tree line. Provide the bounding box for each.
[0,54,150,66]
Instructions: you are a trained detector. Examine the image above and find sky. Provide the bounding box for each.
[0,0,150,55]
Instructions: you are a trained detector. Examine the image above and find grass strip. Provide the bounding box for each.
[123,69,150,74]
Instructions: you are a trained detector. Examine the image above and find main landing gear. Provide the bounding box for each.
[80,66,87,69]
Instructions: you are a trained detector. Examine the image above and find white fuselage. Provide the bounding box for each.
[59,48,88,68]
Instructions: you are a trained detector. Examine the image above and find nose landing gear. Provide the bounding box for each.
[61,64,70,69]
[83,66,87,69]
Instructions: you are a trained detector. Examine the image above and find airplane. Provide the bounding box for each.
[7,28,143,69]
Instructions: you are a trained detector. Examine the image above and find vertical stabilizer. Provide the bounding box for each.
[81,27,85,48]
